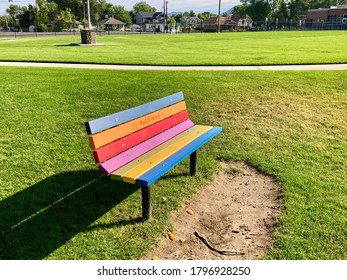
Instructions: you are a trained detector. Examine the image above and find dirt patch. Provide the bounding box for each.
[144,161,282,260]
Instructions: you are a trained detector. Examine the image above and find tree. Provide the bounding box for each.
[237,0,272,21]
[132,1,156,13]
[197,12,216,20]
[48,1,59,22]
[101,2,115,16]
[55,8,76,31]
[36,0,50,30]
[174,13,183,23]
[5,4,25,30]
[233,4,248,17]
[48,0,82,18]
[6,4,20,18]
[114,5,132,25]
[18,5,35,30]
[169,16,176,31]
[269,0,309,21]
[189,10,196,17]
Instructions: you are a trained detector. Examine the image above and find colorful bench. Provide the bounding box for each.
[85,92,222,219]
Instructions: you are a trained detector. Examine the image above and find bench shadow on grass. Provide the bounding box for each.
[0,170,140,260]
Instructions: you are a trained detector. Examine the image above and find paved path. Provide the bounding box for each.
[1,61,347,71]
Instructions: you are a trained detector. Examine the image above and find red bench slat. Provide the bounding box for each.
[93,110,189,163]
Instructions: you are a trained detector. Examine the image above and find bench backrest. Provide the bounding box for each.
[85,92,193,172]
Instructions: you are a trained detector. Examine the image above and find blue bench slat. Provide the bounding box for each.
[135,126,222,187]
[85,91,185,135]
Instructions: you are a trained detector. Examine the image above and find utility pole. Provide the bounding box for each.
[163,0,168,33]
[87,0,92,29]
[163,1,165,32]
[5,13,8,30]
[81,0,96,44]
[82,0,86,28]
[35,0,39,32]
[217,0,221,32]
[165,1,168,32]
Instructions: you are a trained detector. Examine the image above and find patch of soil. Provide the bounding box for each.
[144,161,282,260]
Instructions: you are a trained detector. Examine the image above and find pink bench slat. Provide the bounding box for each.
[99,119,195,175]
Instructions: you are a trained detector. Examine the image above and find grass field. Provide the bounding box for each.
[0,31,346,65]
[0,67,346,259]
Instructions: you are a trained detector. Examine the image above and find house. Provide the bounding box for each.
[69,20,83,31]
[305,5,347,28]
[49,20,83,32]
[128,24,142,32]
[237,15,253,31]
[135,12,164,25]
[135,12,166,32]
[29,25,36,32]
[96,17,126,31]
[202,14,240,32]
[180,16,203,29]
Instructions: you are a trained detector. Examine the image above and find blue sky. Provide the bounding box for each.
[0,0,240,16]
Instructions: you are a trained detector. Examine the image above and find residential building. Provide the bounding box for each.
[135,12,166,32]
[96,17,126,31]
[202,14,241,32]
[180,16,203,29]
[237,15,253,31]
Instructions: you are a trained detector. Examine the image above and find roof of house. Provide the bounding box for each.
[202,14,240,26]
[140,12,165,24]
[228,13,241,22]
[180,16,202,23]
[202,16,218,25]
[97,17,125,25]
[138,12,156,17]
[138,12,164,18]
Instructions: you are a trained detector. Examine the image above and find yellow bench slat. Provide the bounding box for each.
[122,125,212,184]
[110,125,202,181]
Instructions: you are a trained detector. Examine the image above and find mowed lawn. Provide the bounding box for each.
[0,67,346,260]
[0,31,346,65]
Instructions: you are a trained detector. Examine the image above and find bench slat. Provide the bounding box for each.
[89,101,187,150]
[85,91,185,135]
[122,126,212,184]
[93,110,189,163]
[136,126,222,187]
[110,125,202,181]
[99,119,195,175]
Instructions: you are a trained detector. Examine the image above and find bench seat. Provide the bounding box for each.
[111,125,222,186]
[85,92,222,219]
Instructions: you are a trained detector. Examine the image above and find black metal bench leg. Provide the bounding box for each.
[190,151,197,176]
[141,186,152,220]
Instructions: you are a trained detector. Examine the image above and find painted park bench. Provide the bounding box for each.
[85,92,222,219]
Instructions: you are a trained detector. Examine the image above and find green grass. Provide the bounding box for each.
[0,67,346,260]
[0,31,346,65]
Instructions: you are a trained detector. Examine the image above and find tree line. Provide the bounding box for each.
[0,1,157,31]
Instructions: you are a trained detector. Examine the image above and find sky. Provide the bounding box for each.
[0,0,240,16]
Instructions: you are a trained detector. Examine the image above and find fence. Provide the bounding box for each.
[1,22,346,38]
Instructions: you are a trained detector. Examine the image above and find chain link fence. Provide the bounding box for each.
[1,22,346,38]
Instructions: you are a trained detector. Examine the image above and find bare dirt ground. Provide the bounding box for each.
[144,161,283,260]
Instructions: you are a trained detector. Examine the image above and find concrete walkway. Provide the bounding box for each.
[1,61,347,71]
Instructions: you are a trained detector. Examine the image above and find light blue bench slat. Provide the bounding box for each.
[85,91,185,135]
[135,126,222,187]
